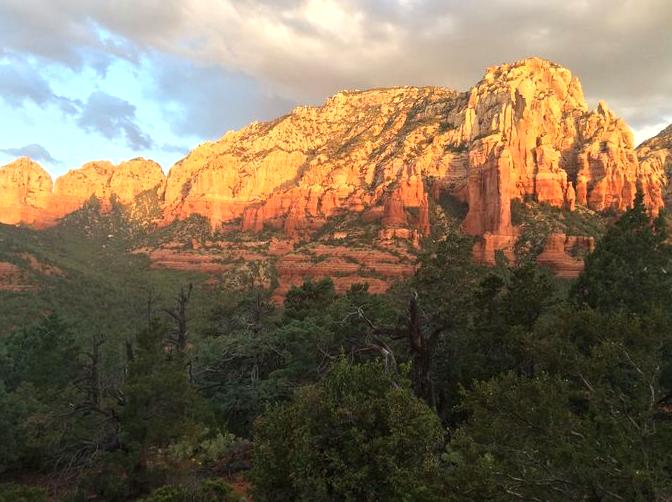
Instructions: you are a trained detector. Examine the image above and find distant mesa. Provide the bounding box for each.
[0,57,668,270]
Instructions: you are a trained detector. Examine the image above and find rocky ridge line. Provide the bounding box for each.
[0,57,666,273]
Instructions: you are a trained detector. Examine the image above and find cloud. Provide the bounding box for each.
[0,59,79,114]
[160,143,190,155]
[149,54,295,138]
[0,0,140,72]
[0,143,59,164]
[74,0,671,105]
[0,57,154,151]
[77,91,153,149]
[0,0,671,139]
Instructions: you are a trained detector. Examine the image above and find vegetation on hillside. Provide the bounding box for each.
[0,201,230,339]
[1,195,671,500]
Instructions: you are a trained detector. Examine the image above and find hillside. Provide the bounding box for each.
[0,202,230,337]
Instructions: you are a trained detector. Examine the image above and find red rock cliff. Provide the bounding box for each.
[1,59,666,263]
[0,158,57,228]
[637,123,672,205]
[460,58,663,239]
[0,158,166,227]
[162,57,664,252]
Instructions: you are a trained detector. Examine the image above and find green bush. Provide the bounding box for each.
[72,458,132,502]
[0,483,47,502]
[252,360,444,501]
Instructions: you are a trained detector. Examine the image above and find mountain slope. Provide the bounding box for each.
[0,203,229,337]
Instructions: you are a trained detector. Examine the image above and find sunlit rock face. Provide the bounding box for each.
[163,85,455,240]
[459,58,663,262]
[637,123,672,205]
[0,158,57,228]
[0,158,166,227]
[55,158,165,212]
[0,58,666,283]
[164,57,663,248]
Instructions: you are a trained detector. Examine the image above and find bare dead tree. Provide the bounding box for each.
[86,335,103,409]
[72,335,105,414]
[407,290,444,410]
[56,335,122,473]
[340,304,405,376]
[163,283,193,352]
[341,290,446,409]
[252,291,264,335]
[125,338,135,364]
[247,291,275,336]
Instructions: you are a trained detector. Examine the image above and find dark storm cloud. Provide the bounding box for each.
[0,0,670,138]
[0,144,59,164]
[77,91,153,150]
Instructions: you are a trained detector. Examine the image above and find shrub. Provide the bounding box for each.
[0,483,48,502]
[252,360,444,501]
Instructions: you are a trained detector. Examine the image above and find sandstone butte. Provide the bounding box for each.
[0,57,668,289]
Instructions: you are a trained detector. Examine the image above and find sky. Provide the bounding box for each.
[0,0,670,177]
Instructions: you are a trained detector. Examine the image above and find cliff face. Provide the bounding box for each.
[637,123,672,205]
[54,158,165,214]
[164,85,456,241]
[0,58,666,290]
[0,158,57,228]
[458,60,664,249]
[455,58,664,260]
[165,58,663,247]
[0,158,165,227]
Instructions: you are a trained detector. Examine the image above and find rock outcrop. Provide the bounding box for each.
[637,123,672,205]
[0,261,35,291]
[458,59,663,261]
[0,253,64,292]
[163,58,663,258]
[55,158,165,212]
[0,158,166,227]
[163,86,457,241]
[0,158,58,227]
[536,233,595,278]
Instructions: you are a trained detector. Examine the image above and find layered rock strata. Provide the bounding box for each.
[536,233,595,279]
